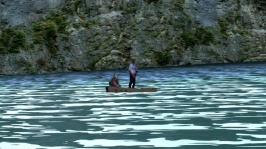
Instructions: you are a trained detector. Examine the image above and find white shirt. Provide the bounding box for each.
[128,63,138,74]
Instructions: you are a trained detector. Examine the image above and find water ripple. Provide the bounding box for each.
[1,62,266,148]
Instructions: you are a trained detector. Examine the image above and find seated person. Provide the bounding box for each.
[109,74,121,88]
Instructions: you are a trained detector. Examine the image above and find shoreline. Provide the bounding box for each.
[1,61,265,77]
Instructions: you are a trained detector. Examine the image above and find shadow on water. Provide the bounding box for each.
[0,62,266,148]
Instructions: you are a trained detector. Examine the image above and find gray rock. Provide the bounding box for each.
[184,0,219,27]
[0,0,65,27]
[95,55,127,70]
[111,50,122,55]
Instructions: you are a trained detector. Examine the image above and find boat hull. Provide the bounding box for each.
[106,87,157,92]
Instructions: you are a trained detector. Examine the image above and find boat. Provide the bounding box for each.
[106,86,157,92]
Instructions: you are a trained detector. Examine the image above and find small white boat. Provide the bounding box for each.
[106,87,157,92]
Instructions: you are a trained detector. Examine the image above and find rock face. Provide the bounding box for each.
[0,0,265,75]
[0,0,66,27]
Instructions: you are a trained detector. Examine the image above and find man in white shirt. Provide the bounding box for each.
[128,57,138,88]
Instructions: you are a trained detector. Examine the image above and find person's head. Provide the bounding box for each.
[131,57,136,63]
[113,74,118,80]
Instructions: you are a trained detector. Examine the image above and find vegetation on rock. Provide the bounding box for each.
[218,19,229,36]
[181,27,216,47]
[0,28,26,54]
[32,12,68,55]
[154,51,171,66]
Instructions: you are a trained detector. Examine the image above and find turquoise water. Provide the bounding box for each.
[0,62,266,149]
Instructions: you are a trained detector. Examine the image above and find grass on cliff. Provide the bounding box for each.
[33,21,57,39]
[45,12,68,34]
[74,0,83,10]
[32,12,67,55]
[218,19,229,36]
[0,28,26,54]
[32,20,58,55]
[32,12,67,37]
[181,27,216,47]
[88,56,101,70]
[154,51,171,66]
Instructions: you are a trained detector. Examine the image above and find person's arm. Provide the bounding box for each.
[134,65,138,77]
[129,64,133,76]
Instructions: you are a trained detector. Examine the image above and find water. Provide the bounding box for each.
[1,62,266,149]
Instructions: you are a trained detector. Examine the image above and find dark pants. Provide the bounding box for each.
[129,74,136,88]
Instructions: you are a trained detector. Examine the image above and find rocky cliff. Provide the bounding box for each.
[0,0,265,75]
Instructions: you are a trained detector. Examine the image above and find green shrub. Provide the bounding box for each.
[0,29,26,54]
[20,58,32,67]
[82,19,99,28]
[32,21,58,55]
[195,27,215,45]
[218,19,229,35]
[154,51,171,66]
[46,23,57,38]
[181,27,216,47]
[10,30,26,52]
[175,0,185,9]
[62,0,75,15]
[33,21,58,40]
[118,0,142,13]
[181,31,199,47]
[0,43,6,53]
[45,13,67,34]
[75,0,83,10]
[88,56,101,70]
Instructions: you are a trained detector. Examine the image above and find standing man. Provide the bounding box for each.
[128,57,138,88]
